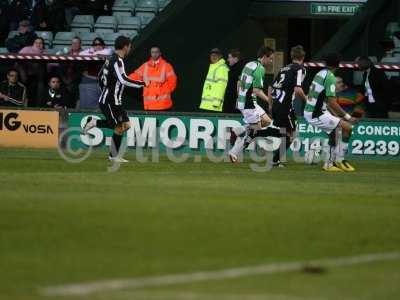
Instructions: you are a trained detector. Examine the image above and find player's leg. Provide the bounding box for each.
[83,103,114,133]
[109,109,130,162]
[334,120,355,172]
[304,112,343,172]
[326,129,338,168]
[272,108,295,166]
[229,123,258,163]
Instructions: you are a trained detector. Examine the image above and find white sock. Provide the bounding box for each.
[328,145,336,164]
[229,137,245,157]
[229,125,255,157]
[336,140,349,163]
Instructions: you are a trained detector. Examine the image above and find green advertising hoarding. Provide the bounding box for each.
[68,112,400,160]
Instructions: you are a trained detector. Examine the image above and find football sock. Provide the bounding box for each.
[110,133,123,157]
[254,127,282,138]
[336,140,349,163]
[229,126,255,157]
[273,134,291,163]
[328,130,337,164]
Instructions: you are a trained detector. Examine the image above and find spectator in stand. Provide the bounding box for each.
[54,37,83,108]
[5,20,37,53]
[336,75,366,118]
[78,37,113,108]
[19,36,46,54]
[42,75,71,108]
[79,37,113,56]
[357,56,391,118]
[31,0,66,33]
[56,36,82,56]
[0,68,27,107]
[224,49,244,113]
[65,0,81,26]
[8,0,31,31]
[17,36,47,106]
[129,46,177,111]
[0,1,9,47]
[80,0,109,19]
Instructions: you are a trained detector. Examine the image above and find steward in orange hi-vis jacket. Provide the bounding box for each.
[129,47,177,110]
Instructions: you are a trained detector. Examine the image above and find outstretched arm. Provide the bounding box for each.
[114,59,145,88]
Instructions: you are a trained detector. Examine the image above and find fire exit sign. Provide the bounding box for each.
[311,3,364,16]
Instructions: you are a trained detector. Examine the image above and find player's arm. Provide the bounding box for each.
[294,68,307,101]
[253,67,272,108]
[294,86,307,101]
[253,87,271,108]
[327,97,357,123]
[325,74,356,123]
[114,60,145,88]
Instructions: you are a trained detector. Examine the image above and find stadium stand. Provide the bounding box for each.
[0,0,173,54]
[112,0,136,15]
[53,32,76,47]
[70,15,95,32]
[94,16,118,32]
[136,0,159,14]
[118,16,142,31]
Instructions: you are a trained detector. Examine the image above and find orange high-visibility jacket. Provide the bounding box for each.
[129,58,177,110]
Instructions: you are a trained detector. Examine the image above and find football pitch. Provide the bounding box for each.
[1,148,400,300]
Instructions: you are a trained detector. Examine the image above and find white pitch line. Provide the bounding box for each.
[41,252,400,297]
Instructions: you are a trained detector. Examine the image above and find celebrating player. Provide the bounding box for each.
[271,45,307,167]
[229,46,281,163]
[83,36,145,163]
[304,53,357,172]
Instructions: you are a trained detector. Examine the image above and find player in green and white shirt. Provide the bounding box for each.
[229,46,281,163]
[304,53,357,172]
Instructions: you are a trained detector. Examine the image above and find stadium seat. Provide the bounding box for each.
[71,28,91,38]
[71,15,95,31]
[394,36,400,48]
[117,16,142,31]
[103,31,138,46]
[386,22,400,38]
[53,32,76,46]
[381,55,400,79]
[136,12,155,27]
[95,28,115,38]
[35,31,53,47]
[158,0,171,11]
[113,11,133,20]
[80,32,101,46]
[7,31,19,40]
[117,30,139,39]
[136,0,159,13]
[113,0,136,14]
[0,47,8,54]
[94,16,117,32]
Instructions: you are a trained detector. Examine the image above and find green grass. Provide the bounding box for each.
[0,148,400,300]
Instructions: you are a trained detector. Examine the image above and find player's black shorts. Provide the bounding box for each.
[99,101,129,128]
[272,102,297,132]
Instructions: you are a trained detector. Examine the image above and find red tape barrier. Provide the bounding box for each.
[304,62,400,70]
[0,54,104,61]
[0,54,399,70]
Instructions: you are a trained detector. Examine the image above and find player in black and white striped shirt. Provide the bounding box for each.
[83,36,145,163]
[271,45,307,166]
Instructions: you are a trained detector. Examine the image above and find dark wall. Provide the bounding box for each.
[316,0,399,60]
